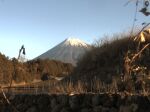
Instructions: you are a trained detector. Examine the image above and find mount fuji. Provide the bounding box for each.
[36,38,91,66]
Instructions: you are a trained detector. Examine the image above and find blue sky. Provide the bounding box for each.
[0,0,149,59]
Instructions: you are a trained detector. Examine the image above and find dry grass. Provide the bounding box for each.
[48,78,119,94]
[49,78,150,95]
[2,79,117,94]
[1,77,149,95]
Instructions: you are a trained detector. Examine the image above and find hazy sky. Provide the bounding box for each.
[0,0,149,59]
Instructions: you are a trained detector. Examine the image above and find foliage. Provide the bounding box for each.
[0,54,74,84]
[64,32,150,85]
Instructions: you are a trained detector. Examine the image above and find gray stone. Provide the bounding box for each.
[81,94,92,108]
[119,105,132,112]
[60,107,71,112]
[93,106,102,112]
[130,103,138,112]
[51,104,63,112]
[69,95,80,110]
[24,95,34,107]
[51,98,58,109]
[17,104,28,112]
[81,108,92,112]
[26,106,37,112]
[101,107,110,112]
[57,95,69,106]
[37,95,50,110]
[92,95,101,106]
[110,107,117,112]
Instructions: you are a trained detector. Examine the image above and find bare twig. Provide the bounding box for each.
[131,43,150,63]
[1,87,20,112]
[134,23,150,39]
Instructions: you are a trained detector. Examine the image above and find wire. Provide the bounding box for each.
[124,0,136,6]
[131,0,139,36]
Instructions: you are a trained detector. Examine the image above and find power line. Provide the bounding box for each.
[131,0,139,36]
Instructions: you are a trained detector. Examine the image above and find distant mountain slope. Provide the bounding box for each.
[36,38,91,66]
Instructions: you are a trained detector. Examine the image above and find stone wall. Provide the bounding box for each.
[0,93,150,112]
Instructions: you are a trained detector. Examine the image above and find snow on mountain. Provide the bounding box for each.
[64,38,89,47]
[36,38,91,66]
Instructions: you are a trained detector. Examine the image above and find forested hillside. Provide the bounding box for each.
[0,53,73,84]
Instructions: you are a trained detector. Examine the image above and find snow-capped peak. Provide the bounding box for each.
[64,38,89,47]
[36,37,91,66]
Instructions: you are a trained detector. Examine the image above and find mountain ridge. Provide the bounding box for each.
[35,38,91,66]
